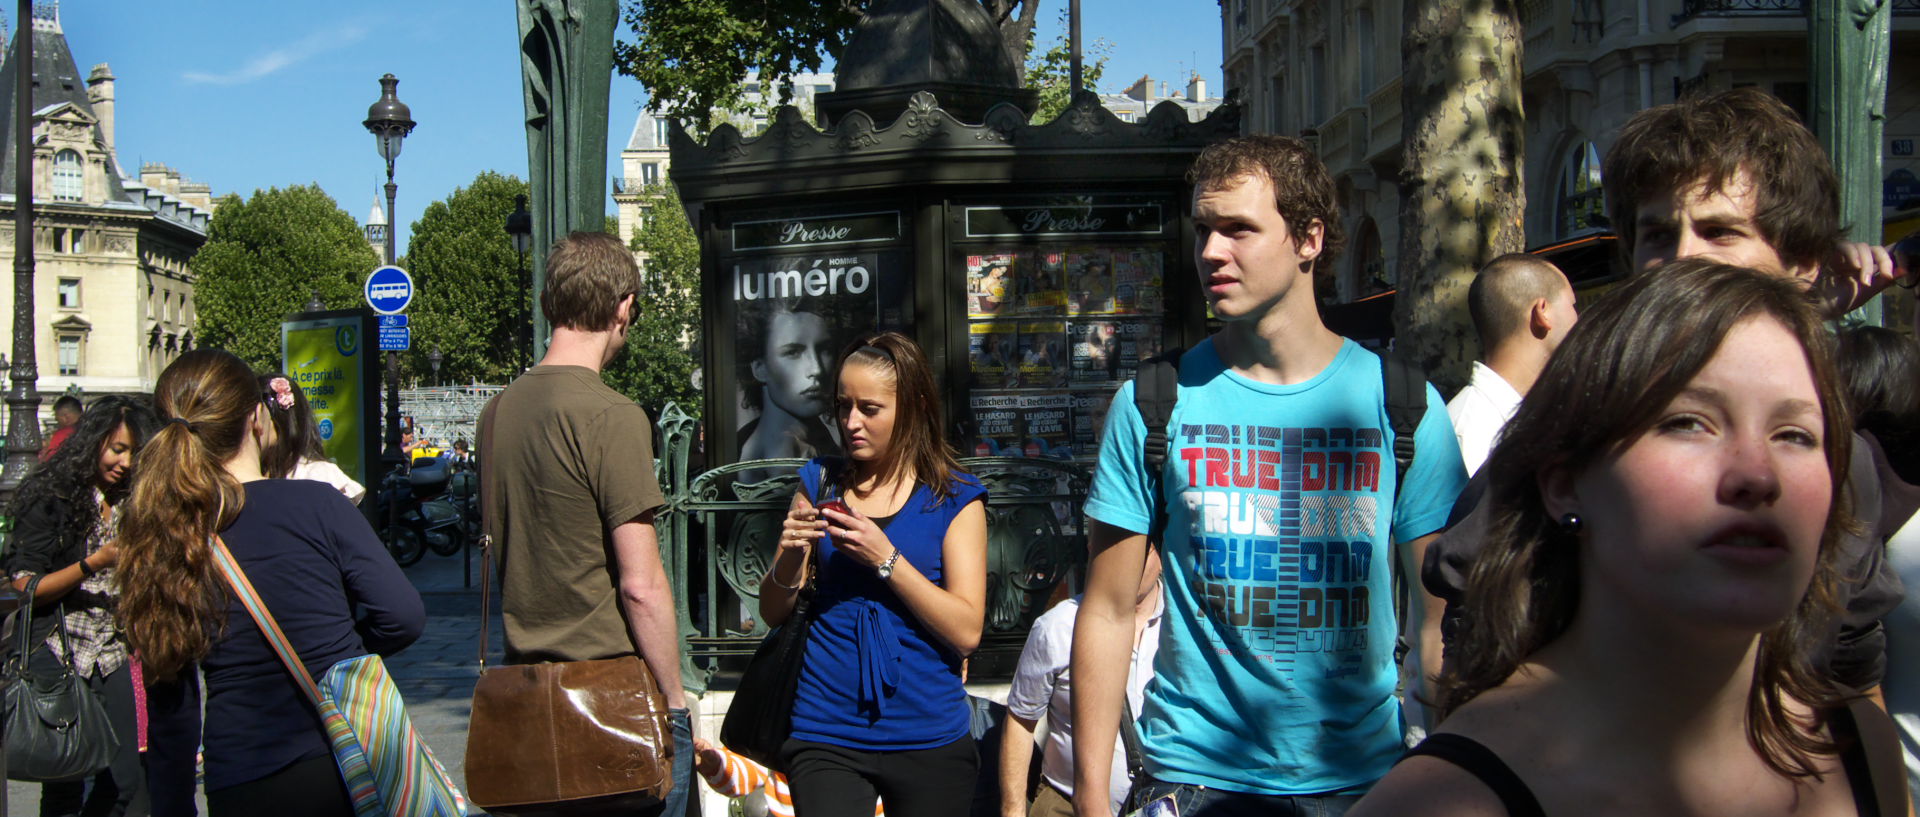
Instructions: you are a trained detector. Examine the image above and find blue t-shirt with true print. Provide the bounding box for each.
[1084,337,1466,796]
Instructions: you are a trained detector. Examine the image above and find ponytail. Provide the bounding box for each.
[119,349,257,679]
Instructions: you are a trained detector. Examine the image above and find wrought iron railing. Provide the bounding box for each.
[651,403,1090,693]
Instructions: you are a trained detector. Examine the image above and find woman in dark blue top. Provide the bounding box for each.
[761,332,989,817]
[118,349,425,817]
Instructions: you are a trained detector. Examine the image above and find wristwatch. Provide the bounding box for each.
[876,549,901,580]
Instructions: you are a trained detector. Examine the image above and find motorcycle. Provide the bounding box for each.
[373,456,467,567]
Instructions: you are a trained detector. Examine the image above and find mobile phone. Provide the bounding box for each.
[1894,233,1920,276]
[817,499,851,516]
[1126,794,1179,817]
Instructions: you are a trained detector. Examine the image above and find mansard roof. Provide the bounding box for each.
[0,14,127,201]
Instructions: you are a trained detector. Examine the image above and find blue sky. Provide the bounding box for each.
[49,1,1220,258]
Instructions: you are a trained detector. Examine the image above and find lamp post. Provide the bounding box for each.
[1,0,40,502]
[364,73,415,546]
[428,344,442,387]
[505,194,533,374]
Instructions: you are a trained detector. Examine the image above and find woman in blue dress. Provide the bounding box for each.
[761,331,989,817]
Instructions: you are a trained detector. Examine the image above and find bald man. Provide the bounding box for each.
[1446,253,1577,475]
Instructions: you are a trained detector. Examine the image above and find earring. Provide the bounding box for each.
[1557,512,1583,535]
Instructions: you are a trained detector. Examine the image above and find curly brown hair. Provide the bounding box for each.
[1438,259,1854,779]
[1187,134,1345,275]
[1604,87,1844,273]
[119,349,261,679]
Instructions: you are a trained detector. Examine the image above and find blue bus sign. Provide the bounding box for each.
[364,265,414,315]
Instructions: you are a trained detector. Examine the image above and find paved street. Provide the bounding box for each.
[6,545,498,815]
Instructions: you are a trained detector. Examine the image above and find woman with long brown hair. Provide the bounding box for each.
[1354,260,1905,816]
[118,349,423,816]
[761,331,989,817]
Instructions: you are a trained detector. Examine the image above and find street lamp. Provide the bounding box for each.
[428,344,442,387]
[1,0,40,500]
[505,194,533,373]
[364,73,415,545]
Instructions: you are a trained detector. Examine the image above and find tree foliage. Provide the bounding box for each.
[615,0,1040,130]
[1024,13,1111,125]
[604,183,702,419]
[191,185,378,371]
[398,171,533,386]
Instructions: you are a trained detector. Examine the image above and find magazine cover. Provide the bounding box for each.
[1070,320,1119,384]
[1073,388,1114,455]
[969,321,1022,389]
[732,253,880,471]
[969,393,1023,457]
[1112,248,1164,315]
[1114,320,1164,381]
[966,252,1019,318]
[1019,320,1070,388]
[1018,393,1074,459]
[1066,249,1115,316]
[1022,250,1068,314]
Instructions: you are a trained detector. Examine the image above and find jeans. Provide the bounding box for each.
[1123,777,1359,817]
[664,708,700,817]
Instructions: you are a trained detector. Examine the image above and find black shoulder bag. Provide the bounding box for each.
[3,575,117,782]
[720,466,829,772]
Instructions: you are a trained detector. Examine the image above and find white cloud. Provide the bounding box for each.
[183,25,368,86]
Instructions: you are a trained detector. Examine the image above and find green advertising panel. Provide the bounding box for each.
[281,310,379,494]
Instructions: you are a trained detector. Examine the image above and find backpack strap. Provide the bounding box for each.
[1133,347,1185,543]
[1374,348,1428,673]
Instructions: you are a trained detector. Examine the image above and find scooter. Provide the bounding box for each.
[373,457,467,567]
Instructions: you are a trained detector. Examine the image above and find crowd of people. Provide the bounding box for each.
[2,84,1916,817]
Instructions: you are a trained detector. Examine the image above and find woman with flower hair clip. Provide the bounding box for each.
[257,372,364,503]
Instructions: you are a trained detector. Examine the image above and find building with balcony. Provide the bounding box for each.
[0,3,212,415]
[614,72,839,257]
[1220,0,1920,307]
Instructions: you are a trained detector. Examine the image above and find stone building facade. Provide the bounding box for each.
[0,3,212,410]
[1220,0,1920,305]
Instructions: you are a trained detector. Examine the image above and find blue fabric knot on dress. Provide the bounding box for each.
[853,598,901,718]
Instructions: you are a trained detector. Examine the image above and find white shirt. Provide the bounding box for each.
[1006,595,1162,816]
[1446,361,1524,477]
[292,457,366,504]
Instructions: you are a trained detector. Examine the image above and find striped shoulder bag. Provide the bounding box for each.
[210,535,469,817]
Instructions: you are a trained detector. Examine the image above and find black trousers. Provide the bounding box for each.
[782,735,978,817]
[31,657,144,817]
[205,754,353,817]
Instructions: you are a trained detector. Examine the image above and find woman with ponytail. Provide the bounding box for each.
[4,394,158,816]
[120,349,424,816]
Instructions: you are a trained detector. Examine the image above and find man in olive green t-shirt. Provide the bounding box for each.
[480,231,693,817]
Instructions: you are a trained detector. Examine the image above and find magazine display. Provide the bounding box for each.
[1018,393,1074,460]
[1073,389,1113,455]
[970,393,1022,457]
[732,252,880,468]
[1071,320,1118,384]
[969,321,1021,389]
[1019,321,1069,388]
[1066,249,1115,316]
[1023,251,1068,314]
[1112,248,1163,315]
[966,252,1020,318]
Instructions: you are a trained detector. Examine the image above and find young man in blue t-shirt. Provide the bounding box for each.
[1069,135,1468,817]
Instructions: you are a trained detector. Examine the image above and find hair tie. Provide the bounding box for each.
[167,417,195,433]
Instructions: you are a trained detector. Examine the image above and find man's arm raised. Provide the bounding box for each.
[614,510,689,710]
[1070,519,1150,817]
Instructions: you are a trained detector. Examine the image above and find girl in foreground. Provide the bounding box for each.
[762,332,989,817]
[118,349,423,816]
[1355,260,1905,816]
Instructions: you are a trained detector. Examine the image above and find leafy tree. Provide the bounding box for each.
[192,185,378,371]
[1024,13,1111,124]
[604,183,701,419]
[398,171,533,386]
[616,0,1040,130]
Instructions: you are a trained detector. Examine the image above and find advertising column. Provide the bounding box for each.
[281,309,381,506]
[724,208,912,479]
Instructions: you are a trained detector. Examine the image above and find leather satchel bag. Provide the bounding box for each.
[462,398,675,816]
[209,537,468,817]
[3,576,118,782]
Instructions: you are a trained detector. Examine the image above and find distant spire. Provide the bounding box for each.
[30,1,57,33]
[367,192,387,227]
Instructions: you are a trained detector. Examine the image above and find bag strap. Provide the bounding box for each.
[1119,691,1145,782]
[476,395,501,672]
[207,535,327,710]
[1134,347,1184,544]
[7,574,40,672]
[1375,349,1428,673]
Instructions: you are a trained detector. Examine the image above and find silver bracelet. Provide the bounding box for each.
[767,562,805,590]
